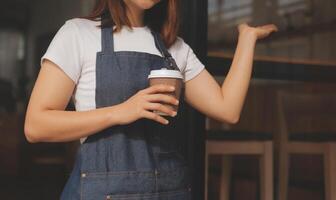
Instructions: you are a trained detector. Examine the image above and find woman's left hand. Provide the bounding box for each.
[238,23,278,40]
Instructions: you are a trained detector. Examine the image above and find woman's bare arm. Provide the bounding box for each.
[25,60,179,143]
[24,60,124,143]
[185,24,277,124]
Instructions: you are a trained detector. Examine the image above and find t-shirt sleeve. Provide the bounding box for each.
[182,41,205,82]
[41,20,83,84]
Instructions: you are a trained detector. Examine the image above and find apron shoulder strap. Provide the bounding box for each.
[151,31,180,71]
[152,31,171,58]
[101,27,114,53]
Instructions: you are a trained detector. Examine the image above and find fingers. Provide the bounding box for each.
[259,24,278,32]
[142,110,169,125]
[255,24,278,39]
[146,93,179,106]
[145,103,177,117]
[141,84,175,95]
[135,85,178,124]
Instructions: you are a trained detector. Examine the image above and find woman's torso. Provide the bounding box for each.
[42,18,205,143]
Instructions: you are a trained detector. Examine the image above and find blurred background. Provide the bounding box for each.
[0,0,335,200]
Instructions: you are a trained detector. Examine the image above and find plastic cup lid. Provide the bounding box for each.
[148,68,183,79]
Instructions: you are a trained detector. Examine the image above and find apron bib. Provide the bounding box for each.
[60,26,191,200]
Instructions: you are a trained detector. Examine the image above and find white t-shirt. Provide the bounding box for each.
[42,18,205,113]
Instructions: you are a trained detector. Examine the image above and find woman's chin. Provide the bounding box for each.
[138,0,161,10]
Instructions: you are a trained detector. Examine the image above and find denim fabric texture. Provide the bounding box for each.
[60,26,191,200]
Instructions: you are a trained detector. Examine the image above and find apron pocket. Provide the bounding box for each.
[106,188,191,200]
[80,168,190,200]
[81,171,156,200]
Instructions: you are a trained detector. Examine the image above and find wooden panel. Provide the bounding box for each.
[207,80,336,136]
[206,141,266,155]
[207,56,336,82]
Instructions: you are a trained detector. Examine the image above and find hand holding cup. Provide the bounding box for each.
[118,84,179,125]
[148,68,184,116]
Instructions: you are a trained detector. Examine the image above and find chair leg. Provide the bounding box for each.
[324,143,336,200]
[278,146,289,200]
[220,156,232,200]
[260,141,273,200]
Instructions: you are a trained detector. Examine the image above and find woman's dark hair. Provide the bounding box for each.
[85,0,180,47]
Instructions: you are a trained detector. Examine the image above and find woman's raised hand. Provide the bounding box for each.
[238,23,278,40]
[117,84,179,125]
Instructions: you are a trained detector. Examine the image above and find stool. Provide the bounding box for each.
[205,130,273,200]
[276,91,336,200]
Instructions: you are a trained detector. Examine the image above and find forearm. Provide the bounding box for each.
[221,31,257,121]
[25,105,122,143]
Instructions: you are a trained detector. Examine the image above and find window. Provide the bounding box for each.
[208,0,336,64]
[277,0,308,16]
[209,0,253,26]
[0,30,24,91]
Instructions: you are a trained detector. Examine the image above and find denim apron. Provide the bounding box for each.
[60,26,191,200]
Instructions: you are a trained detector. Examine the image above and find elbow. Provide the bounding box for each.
[227,115,240,124]
[24,119,42,143]
[24,123,38,143]
[220,112,240,125]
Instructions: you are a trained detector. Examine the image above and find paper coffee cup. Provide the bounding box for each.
[148,68,183,116]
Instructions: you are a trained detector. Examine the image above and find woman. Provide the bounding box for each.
[24,0,277,199]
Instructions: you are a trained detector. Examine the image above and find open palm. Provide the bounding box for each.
[238,23,278,39]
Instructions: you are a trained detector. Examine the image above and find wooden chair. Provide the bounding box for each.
[205,127,274,200]
[0,113,22,177]
[276,91,336,200]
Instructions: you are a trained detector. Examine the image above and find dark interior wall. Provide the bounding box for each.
[0,0,29,30]
[26,0,93,89]
[180,0,208,199]
[180,0,208,63]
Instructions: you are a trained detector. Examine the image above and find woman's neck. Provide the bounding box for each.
[126,5,145,27]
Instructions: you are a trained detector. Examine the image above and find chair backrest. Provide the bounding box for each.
[276,91,336,141]
[0,113,21,177]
